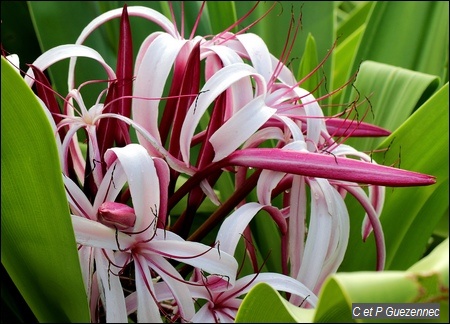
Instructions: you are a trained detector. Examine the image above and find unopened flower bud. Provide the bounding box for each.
[98,201,136,230]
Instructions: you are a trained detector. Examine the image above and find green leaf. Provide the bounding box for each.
[297,33,320,94]
[336,1,373,42]
[206,1,237,34]
[344,60,440,151]
[235,282,315,323]
[342,1,448,103]
[234,1,335,82]
[1,56,90,322]
[374,83,449,271]
[236,238,449,323]
[328,24,365,110]
[340,83,449,272]
[314,238,449,323]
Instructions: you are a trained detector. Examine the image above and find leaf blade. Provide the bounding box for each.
[1,56,90,322]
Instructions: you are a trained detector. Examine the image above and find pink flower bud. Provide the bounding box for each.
[98,201,136,230]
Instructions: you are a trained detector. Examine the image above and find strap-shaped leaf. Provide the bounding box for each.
[236,238,448,323]
[344,60,440,151]
[340,83,449,272]
[1,57,89,322]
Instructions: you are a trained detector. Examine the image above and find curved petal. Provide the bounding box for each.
[93,161,127,213]
[257,169,286,205]
[134,254,162,323]
[216,202,264,255]
[63,175,95,219]
[293,87,327,150]
[95,248,128,322]
[234,33,273,82]
[142,237,238,285]
[191,303,217,323]
[74,6,179,45]
[295,178,333,292]
[315,183,349,290]
[105,144,160,236]
[210,95,276,162]
[24,44,116,90]
[288,175,307,277]
[179,63,267,165]
[133,34,187,156]
[218,273,318,308]
[95,113,193,175]
[71,215,135,250]
[146,255,195,321]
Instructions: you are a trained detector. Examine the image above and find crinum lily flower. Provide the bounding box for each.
[6,2,438,323]
[186,202,319,323]
[64,143,237,322]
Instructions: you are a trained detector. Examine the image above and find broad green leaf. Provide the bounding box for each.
[206,1,237,34]
[336,1,373,43]
[329,1,373,109]
[328,24,365,110]
[344,60,440,151]
[235,282,315,323]
[1,56,90,322]
[297,33,320,94]
[374,83,449,270]
[342,1,448,103]
[234,1,335,81]
[340,83,449,272]
[236,238,448,323]
[314,238,448,323]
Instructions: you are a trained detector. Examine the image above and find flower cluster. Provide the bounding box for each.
[6,2,436,323]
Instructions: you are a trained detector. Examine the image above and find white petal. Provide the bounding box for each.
[179,63,266,165]
[210,95,276,162]
[191,304,217,323]
[219,273,318,308]
[63,175,95,219]
[95,249,128,322]
[143,237,238,285]
[257,169,286,205]
[288,175,307,277]
[147,255,195,321]
[133,34,187,156]
[293,87,326,151]
[134,254,162,323]
[106,144,160,234]
[5,54,20,74]
[235,33,273,83]
[216,202,264,255]
[93,161,127,212]
[24,44,115,90]
[203,45,253,113]
[71,215,134,250]
[295,178,333,292]
[316,185,349,289]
